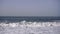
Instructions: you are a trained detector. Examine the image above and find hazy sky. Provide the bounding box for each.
[0,0,60,16]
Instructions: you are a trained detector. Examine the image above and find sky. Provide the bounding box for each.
[0,0,60,16]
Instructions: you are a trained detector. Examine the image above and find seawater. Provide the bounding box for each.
[0,16,60,34]
[0,16,60,27]
[0,16,60,22]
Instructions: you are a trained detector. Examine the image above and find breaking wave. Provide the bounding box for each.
[0,21,60,27]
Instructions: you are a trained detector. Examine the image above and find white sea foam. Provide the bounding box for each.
[0,21,60,27]
[0,21,60,34]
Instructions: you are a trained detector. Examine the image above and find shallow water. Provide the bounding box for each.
[0,22,60,34]
[0,26,60,34]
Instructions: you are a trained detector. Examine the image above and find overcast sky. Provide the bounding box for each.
[0,0,60,16]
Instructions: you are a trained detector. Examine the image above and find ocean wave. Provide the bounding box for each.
[0,21,60,27]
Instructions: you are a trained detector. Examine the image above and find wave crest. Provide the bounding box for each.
[0,21,60,27]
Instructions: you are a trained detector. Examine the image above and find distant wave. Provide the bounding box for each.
[0,16,60,22]
[0,21,60,27]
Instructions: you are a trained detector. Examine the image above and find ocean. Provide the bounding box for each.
[0,16,60,34]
